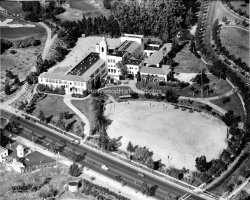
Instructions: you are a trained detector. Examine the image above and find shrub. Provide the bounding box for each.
[69,163,81,177]
[10,50,17,54]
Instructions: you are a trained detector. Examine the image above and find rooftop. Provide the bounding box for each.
[125,58,143,65]
[140,65,171,75]
[69,52,100,76]
[144,43,172,65]
[108,50,127,57]
[0,146,7,154]
[122,33,144,39]
[144,45,161,51]
[40,72,86,82]
[117,40,141,53]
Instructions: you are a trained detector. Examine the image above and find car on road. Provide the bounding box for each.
[224,59,231,65]
[101,165,109,170]
[71,140,80,145]
[59,140,66,145]
[138,172,145,177]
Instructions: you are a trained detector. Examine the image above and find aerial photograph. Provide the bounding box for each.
[0,0,249,199]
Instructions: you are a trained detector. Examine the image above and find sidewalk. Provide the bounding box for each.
[15,136,157,200]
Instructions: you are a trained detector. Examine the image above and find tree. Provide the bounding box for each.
[165,89,179,103]
[5,82,11,95]
[14,76,21,86]
[222,16,227,23]
[220,96,230,105]
[222,110,241,127]
[38,110,46,123]
[116,61,128,78]
[127,141,134,153]
[195,155,209,172]
[69,163,82,177]
[67,150,86,162]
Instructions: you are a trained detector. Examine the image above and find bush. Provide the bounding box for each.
[1,39,13,54]
[13,37,40,48]
[10,50,17,54]
[69,163,81,177]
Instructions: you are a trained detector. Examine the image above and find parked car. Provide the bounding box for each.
[71,140,80,145]
[101,165,109,171]
[138,172,145,178]
[59,140,66,145]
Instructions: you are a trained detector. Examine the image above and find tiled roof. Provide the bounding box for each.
[140,65,171,75]
[117,41,141,53]
[144,43,172,65]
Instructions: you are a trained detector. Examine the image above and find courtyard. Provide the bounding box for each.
[104,101,227,171]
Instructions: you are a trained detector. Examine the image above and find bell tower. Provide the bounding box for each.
[99,36,108,61]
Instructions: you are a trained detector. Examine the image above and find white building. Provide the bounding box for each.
[10,158,25,173]
[16,144,25,158]
[125,58,143,75]
[0,146,8,163]
[38,52,107,94]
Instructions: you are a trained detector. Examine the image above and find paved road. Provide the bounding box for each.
[2,110,205,200]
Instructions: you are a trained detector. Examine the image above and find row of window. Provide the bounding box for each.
[107,59,116,63]
[108,69,117,73]
[42,78,84,87]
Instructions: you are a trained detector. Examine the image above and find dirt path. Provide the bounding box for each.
[38,22,58,60]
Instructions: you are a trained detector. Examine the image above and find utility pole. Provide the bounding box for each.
[201,70,204,99]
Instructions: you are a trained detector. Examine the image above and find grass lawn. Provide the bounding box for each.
[220,27,249,66]
[0,2,22,14]
[69,0,96,11]
[173,50,207,73]
[210,94,245,119]
[230,1,249,15]
[136,75,232,98]
[1,25,46,39]
[72,96,101,133]
[33,95,84,135]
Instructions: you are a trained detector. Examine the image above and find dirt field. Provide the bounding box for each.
[220,27,249,66]
[105,101,227,171]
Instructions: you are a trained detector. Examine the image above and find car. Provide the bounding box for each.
[101,165,109,170]
[138,172,145,177]
[71,140,80,145]
[59,140,66,145]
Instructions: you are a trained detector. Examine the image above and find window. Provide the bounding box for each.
[102,47,104,52]
[81,82,84,86]
[45,78,48,82]
[108,69,110,72]
[114,69,116,73]
[113,59,115,63]
[111,69,113,73]
[59,80,62,84]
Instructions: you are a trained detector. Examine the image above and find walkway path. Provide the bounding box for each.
[223,25,250,32]
[63,94,90,142]
[38,22,58,60]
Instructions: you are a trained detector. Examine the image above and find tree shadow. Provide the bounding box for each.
[66,120,76,132]
[46,115,53,124]
[149,185,158,196]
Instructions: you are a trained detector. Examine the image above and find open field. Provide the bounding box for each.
[136,74,232,98]
[0,43,46,91]
[230,1,249,15]
[0,2,22,14]
[33,95,84,134]
[1,25,46,39]
[210,93,245,120]
[173,50,207,73]
[105,101,227,171]
[220,27,249,66]
[57,0,110,20]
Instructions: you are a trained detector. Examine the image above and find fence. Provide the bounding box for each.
[21,162,56,174]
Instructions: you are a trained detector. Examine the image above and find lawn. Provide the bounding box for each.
[136,74,232,98]
[173,50,207,73]
[1,25,46,39]
[220,27,249,66]
[230,1,249,15]
[104,101,227,171]
[210,93,245,120]
[33,95,84,135]
[69,0,96,11]
[72,96,97,133]
[0,2,22,14]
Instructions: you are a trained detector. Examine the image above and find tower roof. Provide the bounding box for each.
[100,36,107,45]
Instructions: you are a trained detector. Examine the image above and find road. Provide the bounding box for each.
[1,110,205,200]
